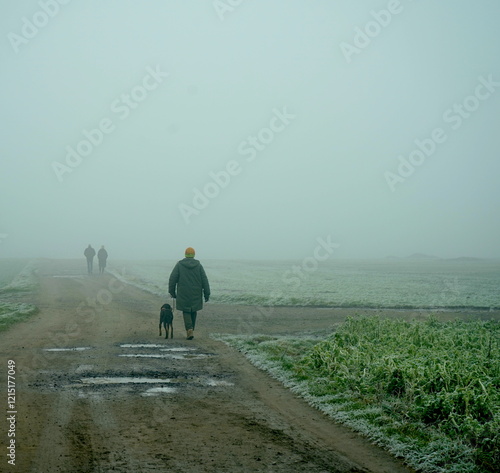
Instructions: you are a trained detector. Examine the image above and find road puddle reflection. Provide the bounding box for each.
[120,344,165,348]
[81,377,172,385]
[142,387,178,396]
[44,347,92,352]
[119,353,209,360]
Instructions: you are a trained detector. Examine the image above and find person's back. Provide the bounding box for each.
[175,258,205,309]
[169,247,210,339]
[84,245,95,259]
[97,246,108,274]
[97,246,107,261]
[84,245,96,274]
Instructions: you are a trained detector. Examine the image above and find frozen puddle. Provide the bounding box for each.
[120,344,165,349]
[119,344,209,360]
[44,347,92,352]
[203,378,234,387]
[78,391,103,400]
[160,347,197,352]
[73,375,231,396]
[142,387,177,396]
[81,377,172,385]
[120,344,196,352]
[119,353,209,360]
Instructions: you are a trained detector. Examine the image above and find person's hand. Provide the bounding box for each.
[170,293,176,299]
[204,296,209,302]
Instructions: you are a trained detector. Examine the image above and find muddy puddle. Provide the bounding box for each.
[120,344,165,348]
[118,342,214,360]
[81,377,173,385]
[120,344,196,351]
[79,376,233,388]
[71,373,233,397]
[203,378,234,387]
[119,353,210,360]
[39,342,231,397]
[44,347,92,352]
[142,387,178,396]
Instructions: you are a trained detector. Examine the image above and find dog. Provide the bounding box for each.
[159,303,174,339]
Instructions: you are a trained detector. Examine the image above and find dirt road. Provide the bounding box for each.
[0,260,422,472]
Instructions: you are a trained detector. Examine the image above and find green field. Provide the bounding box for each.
[0,259,39,331]
[216,316,500,473]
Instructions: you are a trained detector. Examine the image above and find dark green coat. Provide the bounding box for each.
[168,258,210,312]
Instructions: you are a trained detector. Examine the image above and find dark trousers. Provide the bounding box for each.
[183,311,197,331]
[86,258,93,274]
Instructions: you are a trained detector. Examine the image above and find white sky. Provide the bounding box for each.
[1,0,499,260]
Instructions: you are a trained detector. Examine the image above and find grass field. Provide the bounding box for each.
[0,259,39,331]
[216,316,500,473]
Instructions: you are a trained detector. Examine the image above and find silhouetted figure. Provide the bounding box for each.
[168,247,210,340]
[84,244,96,275]
[97,245,108,275]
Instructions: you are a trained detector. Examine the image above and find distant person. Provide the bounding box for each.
[168,247,210,340]
[84,244,96,275]
[97,245,108,274]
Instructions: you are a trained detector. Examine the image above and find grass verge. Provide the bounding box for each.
[0,302,39,332]
[214,315,499,473]
[0,260,40,331]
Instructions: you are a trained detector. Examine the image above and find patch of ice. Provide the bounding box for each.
[120,344,164,348]
[44,347,92,352]
[81,377,172,385]
[203,378,234,387]
[77,390,103,399]
[160,347,197,352]
[119,353,209,360]
[142,387,177,396]
[119,353,185,360]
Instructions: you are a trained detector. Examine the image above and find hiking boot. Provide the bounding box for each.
[186,329,194,340]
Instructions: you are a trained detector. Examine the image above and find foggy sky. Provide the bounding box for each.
[1,0,499,261]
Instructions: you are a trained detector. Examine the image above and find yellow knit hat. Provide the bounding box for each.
[185,247,195,258]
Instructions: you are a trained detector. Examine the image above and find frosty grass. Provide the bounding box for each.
[214,315,500,473]
[0,260,39,330]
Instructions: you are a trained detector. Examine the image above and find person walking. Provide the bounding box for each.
[84,244,96,275]
[168,247,210,340]
[97,245,108,274]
